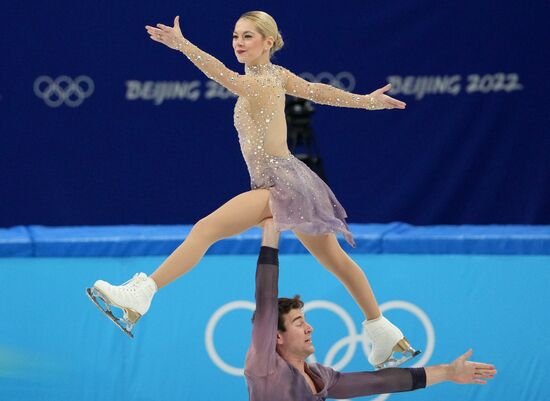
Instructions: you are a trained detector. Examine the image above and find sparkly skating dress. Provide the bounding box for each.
[177,38,383,247]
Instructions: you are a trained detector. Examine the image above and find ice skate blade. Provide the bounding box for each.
[86,287,135,339]
[91,285,143,326]
[374,338,421,370]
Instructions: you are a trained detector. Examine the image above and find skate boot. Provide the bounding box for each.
[363,315,421,370]
[86,273,157,338]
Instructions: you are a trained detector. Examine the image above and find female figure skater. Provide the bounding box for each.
[87,11,417,369]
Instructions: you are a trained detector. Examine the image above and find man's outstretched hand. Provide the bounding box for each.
[448,349,497,385]
[426,349,497,387]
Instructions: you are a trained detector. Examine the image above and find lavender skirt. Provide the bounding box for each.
[254,155,355,247]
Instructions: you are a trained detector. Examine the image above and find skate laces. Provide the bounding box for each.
[121,273,147,293]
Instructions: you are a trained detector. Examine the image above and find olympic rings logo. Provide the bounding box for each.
[205,300,434,401]
[33,75,95,107]
[299,72,356,91]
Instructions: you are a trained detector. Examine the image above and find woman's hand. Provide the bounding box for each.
[145,16,184,50]
[369,83,406,109]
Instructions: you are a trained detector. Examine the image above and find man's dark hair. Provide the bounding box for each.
[252,295,304,332]
[277,295,304,331]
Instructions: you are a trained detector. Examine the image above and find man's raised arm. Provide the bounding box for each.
[244,219,280,377]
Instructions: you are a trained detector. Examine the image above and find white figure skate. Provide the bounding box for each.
[363,315,421,370]
[86,273,157,338]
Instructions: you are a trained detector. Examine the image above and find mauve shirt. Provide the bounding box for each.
[244,247,426,401]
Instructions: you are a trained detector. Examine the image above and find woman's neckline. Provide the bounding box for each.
[245,62,274,75]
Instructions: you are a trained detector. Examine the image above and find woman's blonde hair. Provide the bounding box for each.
[239,11,284,57]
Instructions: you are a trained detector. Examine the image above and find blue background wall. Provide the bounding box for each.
[1,253,549,401]
[2,1,549,227]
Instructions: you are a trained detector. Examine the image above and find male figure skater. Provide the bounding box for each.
[245,219,496,400]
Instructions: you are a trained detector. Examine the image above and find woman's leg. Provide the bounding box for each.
[293,231,381,320]
[294,231,421,368]
[150,189,272,289]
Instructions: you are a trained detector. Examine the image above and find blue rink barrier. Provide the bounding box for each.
[1,223,550,256]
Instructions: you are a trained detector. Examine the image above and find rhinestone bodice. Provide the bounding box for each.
[234,63,290,187]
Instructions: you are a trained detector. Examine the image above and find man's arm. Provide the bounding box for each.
[260,219,280,249]
[327,349,496,399]
[244,219,281,377]
[327,367,426,399]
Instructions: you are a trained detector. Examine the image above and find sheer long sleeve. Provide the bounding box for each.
[175,37,259,97]
[278,66,384,110]
[244,247,279,377]
[327,367,427,399]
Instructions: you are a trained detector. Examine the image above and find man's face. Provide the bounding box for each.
[277,308,315,358]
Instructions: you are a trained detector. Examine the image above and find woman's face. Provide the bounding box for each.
[232,18,272,65]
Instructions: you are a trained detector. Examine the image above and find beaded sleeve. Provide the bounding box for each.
[175,37,258,97]
[278,66,385,110]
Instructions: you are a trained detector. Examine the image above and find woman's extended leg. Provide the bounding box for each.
[150,189,272,288]
[292,231,380,320]
[88,189,272,337]
[293,231,420,369]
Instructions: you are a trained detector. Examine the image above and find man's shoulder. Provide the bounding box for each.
[245,352,288,379]
[308,362,340,380]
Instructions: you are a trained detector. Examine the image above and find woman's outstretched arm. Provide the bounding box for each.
[146,16,258,97]
[279,66,406,110]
